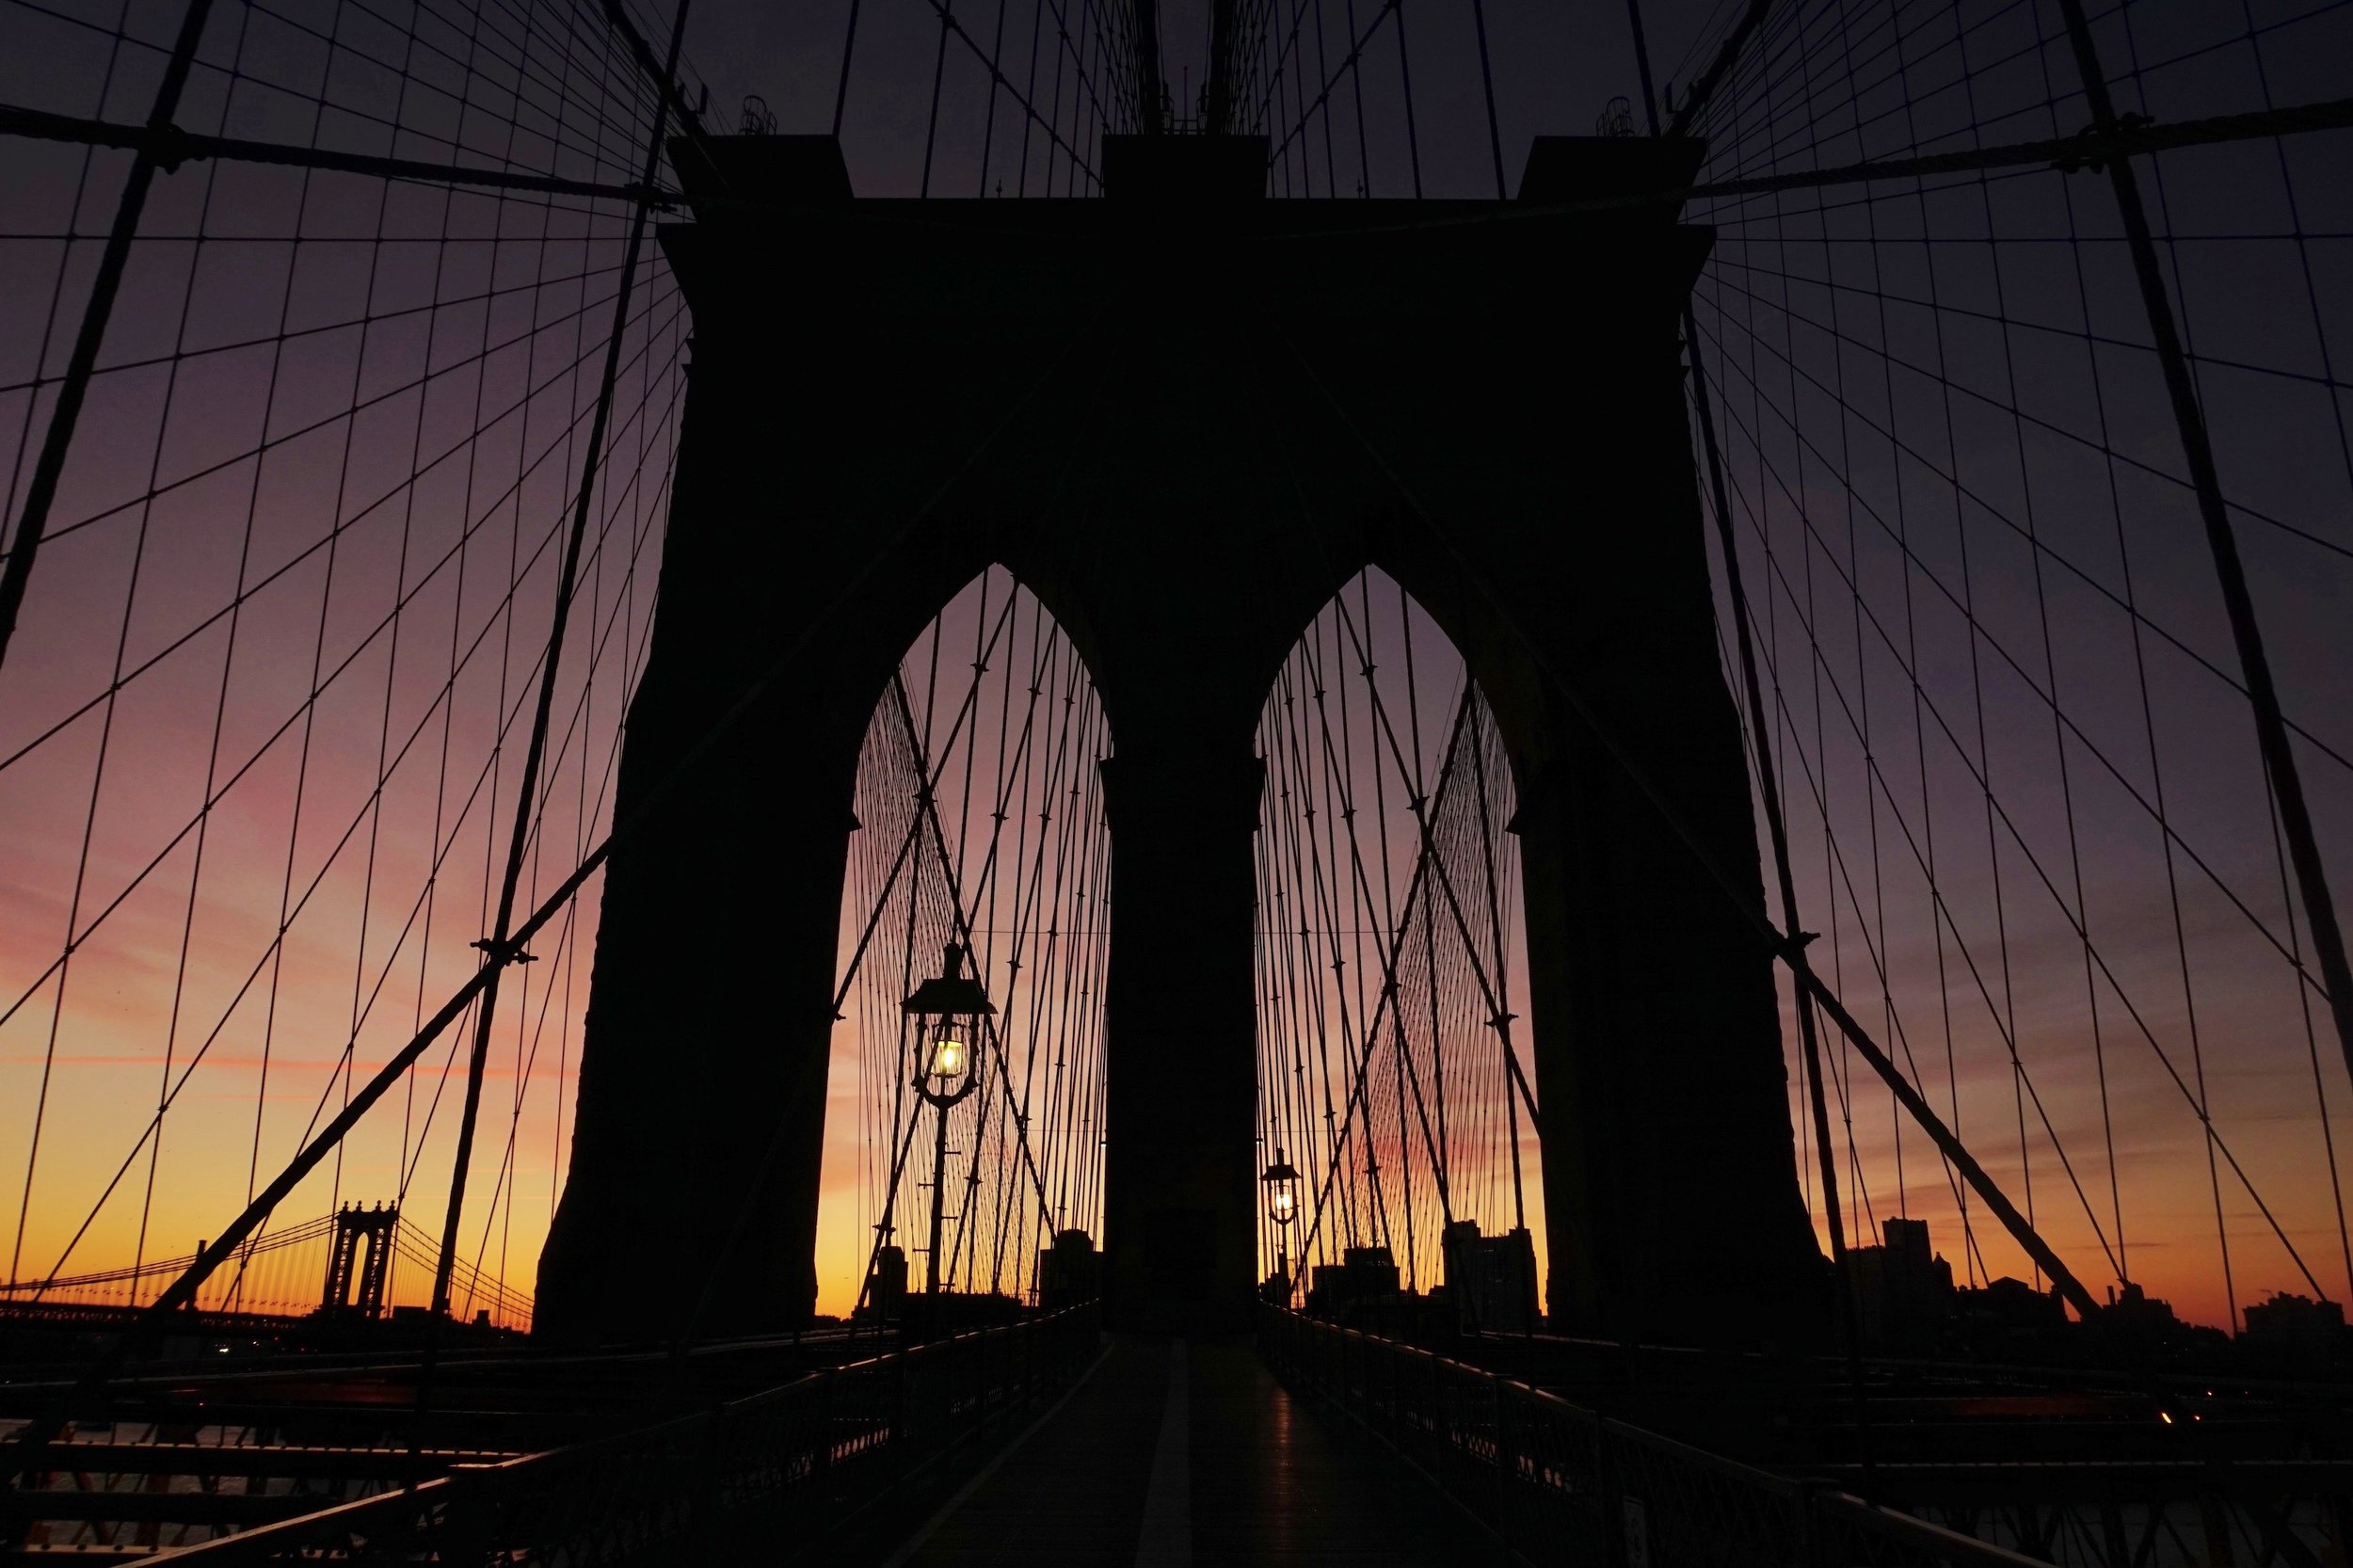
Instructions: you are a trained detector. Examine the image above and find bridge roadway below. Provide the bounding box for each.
[843,1334,1483,1567]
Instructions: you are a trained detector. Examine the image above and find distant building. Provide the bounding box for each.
[2241,1291,2345,1360]
[1834,1217,2091,1352]
[1441,1221,1539,1334]
[857,1244,908,1321]
[1036,1229,1099,1310]
[1846,1217,1954,1348]
[2089,1280,2229,1356]
[1952,1274,2067,1337]
[2102,1281,2178,1331]
[1307,1246,1401,1320]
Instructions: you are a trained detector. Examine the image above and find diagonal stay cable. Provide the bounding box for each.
[432,0,691,1313]
[905,0,1103,187]
[1711,376,2329,1300]
[1690,294,2348,982]
[1286,695,1476,1290]
[1289,647,1453,1240]
[0,281,680,1053]
[1257,302,2112,1326]
[0,296,1105,1484]
[1698,249,2353,566]
[888,674,1063,1240]
[1320,594,1544,1133]
[13,434,672,1302]
[1238,354,1545,1149]
[1262,0,1394,169]
[0,268,676,781]
[0,0,216,680]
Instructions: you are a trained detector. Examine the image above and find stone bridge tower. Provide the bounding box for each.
[536,134,1822,1346]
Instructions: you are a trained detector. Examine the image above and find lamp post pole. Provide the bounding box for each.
[903,943,993,1333]
[924,1089,952,1302]
[1264,1151,1301,1303]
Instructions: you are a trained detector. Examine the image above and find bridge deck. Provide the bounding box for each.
[874,1335,1482,1566]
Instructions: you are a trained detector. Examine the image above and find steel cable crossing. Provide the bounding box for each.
[0,0,2345,1488]
[1253,577,1536,1320]
[0,0,694,1337]
[1669,0,2353,1331]
[830,568,1112,1322]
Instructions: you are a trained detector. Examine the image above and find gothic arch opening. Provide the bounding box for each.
[813,566,1112,1324]
[1252,566,1545,1331]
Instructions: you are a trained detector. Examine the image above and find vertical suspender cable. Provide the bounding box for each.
[1465,704,1529,1246]
[920,0,956,197]
[430,0,693,1317]
[0,0,216,678]
[1390,0,1422,197]
[2049,0,2353,1097]
[976,0,1013,189]
[1467,0,1505,198]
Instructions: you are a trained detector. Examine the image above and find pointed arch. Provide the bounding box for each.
[536,526,1106,1341]
[814,566,1114,1325]
[1252,567,1545,1327]
[1250,514,1825,1344]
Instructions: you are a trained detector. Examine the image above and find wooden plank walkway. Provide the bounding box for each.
[876,1335,1487,1566]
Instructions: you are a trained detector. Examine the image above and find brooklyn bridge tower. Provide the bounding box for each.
[536,127,1820,1344]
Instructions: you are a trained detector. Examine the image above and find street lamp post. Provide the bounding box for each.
[902,943,995,1321]
[1262,1150,1301,1302]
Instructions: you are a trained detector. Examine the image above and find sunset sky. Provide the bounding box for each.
[0,0,2347,1337]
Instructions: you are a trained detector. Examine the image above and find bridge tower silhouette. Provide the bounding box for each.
[7,0,2353,1554]
[535,131,1818,1342]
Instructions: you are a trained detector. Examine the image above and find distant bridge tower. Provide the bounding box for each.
[537,133,1822,1344]
[320,1203,398,1320]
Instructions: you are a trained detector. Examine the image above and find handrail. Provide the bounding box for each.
[126,1303,1100,1564]
[1257,1305,2044,1567]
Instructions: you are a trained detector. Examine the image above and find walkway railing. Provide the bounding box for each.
[142,1304,1101,1564]
[1257,1306,2041,1567]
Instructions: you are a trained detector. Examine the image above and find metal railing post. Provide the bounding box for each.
[812,1366,837,1522]
[1493,1375,1513,1553]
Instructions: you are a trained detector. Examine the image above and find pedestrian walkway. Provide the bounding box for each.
[875,1335,1484,1565]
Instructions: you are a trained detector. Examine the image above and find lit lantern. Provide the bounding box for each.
[1262,1150,1302,1229]
[924,1024,969,1085]
[901,942,997,1311]
[902,943,993,1110]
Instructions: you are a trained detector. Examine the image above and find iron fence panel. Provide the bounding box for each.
[1257,1307,2041,1568]
[137,1304,1099,1564]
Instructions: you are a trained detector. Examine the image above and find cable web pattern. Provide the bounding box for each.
[1210,0,2353,1336]
[0,0,694,1328]
[0,0,2345,1389]
[827,567,1111,1320]
[1679,0,2353,1328]
[1254,570,1541,1321]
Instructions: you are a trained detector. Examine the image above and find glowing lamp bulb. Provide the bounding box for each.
[1262,1150,1302,1228]
[929,1031,968,1081]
